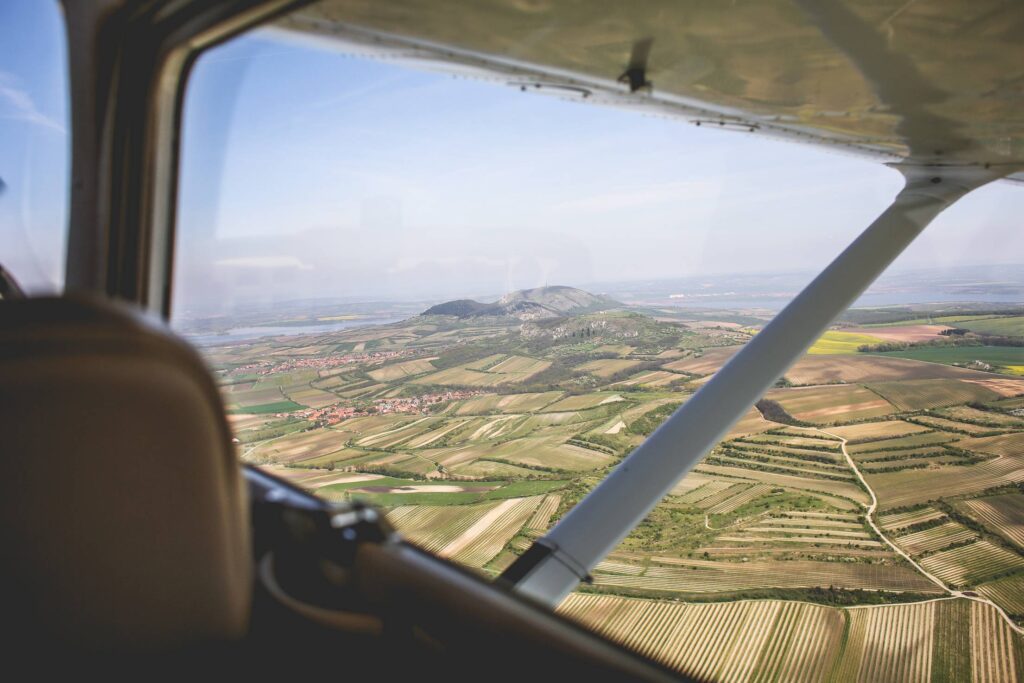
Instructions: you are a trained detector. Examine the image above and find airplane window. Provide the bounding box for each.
[0,0,69,295]
[171,13,1024,681]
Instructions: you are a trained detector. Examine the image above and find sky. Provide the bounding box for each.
[1,0,1022,314]
[0,0,69,292]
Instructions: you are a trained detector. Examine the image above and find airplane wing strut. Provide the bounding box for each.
[501,164,1002,607]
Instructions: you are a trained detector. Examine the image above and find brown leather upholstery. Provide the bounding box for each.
[0,296,250,652]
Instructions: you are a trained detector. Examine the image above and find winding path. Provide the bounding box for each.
[806,425,1023,636]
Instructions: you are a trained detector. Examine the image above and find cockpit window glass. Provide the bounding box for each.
[172,8,1024,679]
[0,0,69,294]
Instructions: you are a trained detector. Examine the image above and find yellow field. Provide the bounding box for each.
[807,330,887,355]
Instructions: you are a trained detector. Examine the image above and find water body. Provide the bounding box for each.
[185,317,402,346]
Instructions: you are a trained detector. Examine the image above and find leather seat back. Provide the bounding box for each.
[0,296,250,652]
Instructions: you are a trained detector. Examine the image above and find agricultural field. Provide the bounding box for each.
[282,384,342,409]
[247,427,350,464]
[661,346,739,375]
[843,324,953,343]
[878,507,947,533]
[919,541,1024,587]
[542,392,626,412]
[591,554,938,595]
[959,494,1024,550]
[451,391,563,414]
[611,370,684,388]
[949,316,1024,337]
[977,575,1024,617]
[766,384,895,424]
[977,379,1024,398]
[574,358,644,378]
[893,521,977,555]
[367,357,436,381]
[561,594,1022,682]
[807,330,886,355]
[411,354,550,386]
[825,420,930,442]
[867,378,1001,411]
[955,432,1024,458]
[942,405,1024,427]
[912,414,1006,435]
[871,346,1024,375]
[387,496,543,567]
[845,431,956,456]
[865,458,1024,510]
[783,354,992,385]
[196,293,1024,673]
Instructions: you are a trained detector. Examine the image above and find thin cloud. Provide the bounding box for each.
[0,71,65,134]
[215,256,314,270]
[553,179,719,213]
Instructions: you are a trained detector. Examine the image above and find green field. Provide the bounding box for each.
[230,399,304,414]
[951,315,1024,337]
[870,345,1024,373]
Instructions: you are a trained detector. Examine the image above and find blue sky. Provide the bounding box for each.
[1,1,1022,309]
[173,28,1024,311]
[0,0,68,292]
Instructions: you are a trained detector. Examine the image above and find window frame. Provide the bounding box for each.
[62,0,310,316]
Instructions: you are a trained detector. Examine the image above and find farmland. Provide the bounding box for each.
[959,494,1024,550]
[871,346,1024,375]
[560,594,1021,682]
[867,379,1001,411]
[807,330,886,355]
[194,290,1024,672]
[765,384,895,424]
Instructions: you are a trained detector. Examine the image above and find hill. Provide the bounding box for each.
[423,286,618,320]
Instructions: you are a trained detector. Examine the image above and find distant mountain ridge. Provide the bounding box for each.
[422,286,619,320]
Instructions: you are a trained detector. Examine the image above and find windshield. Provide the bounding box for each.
[171,11,1024,680]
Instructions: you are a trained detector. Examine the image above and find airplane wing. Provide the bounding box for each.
[277,0,1024,174]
